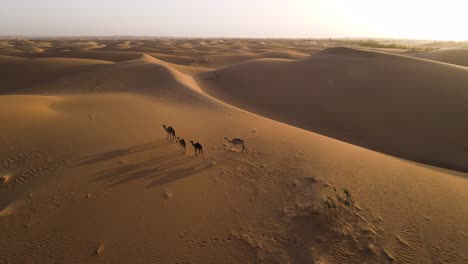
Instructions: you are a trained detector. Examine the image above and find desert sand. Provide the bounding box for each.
[0,38,467,264]
[408,48,468,67]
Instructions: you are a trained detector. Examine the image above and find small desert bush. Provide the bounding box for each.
[323,187,353,209]
[353,39,437,51]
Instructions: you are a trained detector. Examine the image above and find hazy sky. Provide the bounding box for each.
[1,0,467,40]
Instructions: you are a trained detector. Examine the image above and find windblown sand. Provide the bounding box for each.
[0,38,467,264]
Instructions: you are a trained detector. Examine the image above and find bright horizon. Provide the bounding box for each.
[1,0,467,41]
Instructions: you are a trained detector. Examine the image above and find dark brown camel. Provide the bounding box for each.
[190,140,203,156]
[177,137,186,153]
[162,125,176,142]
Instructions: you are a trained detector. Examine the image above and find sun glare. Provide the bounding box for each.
[323,0,468,40]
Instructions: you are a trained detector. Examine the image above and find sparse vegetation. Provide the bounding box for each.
[324,187,353,209]
[352,39,438,51]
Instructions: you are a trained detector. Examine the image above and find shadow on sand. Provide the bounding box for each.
[75,140,169,166]
[78,139,211,188]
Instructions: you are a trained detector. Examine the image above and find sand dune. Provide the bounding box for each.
[0,54,27,63]
[0,41,12,48]
[17,49,309,71]
[189,50,309,68]
[50,40,106,51]
[10,54,210,97]
[0,38,361,72]
[408,48,468,67]
[0,41,23,54]
[18,51,212,75]
[0,57,112,93]
[0,39,467,264]
[24,50,149,62]
[198,47,468,172]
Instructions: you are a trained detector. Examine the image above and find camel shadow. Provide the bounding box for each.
[75,139,168,166]
[93,154,189,184]
[146,162,212,188]
[88,144,211,187]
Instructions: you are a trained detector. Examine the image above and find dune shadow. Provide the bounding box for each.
[389,154,468,179]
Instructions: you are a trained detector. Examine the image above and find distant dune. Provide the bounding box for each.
[188,50,309,68]
[0,54,27,63]
[18,49,310,70]
[0,57,112,93]
[198,47,468,172]
[21,54,209,101]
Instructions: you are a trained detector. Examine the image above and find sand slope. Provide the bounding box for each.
[198,47,468,172]
[0,40,467,264]
[408,48,468,67]
[0,57,112,93]
[12,55,209,101]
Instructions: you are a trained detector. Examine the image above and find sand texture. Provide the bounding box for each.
[0,38,467,264]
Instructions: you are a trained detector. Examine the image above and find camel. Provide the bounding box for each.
[224,137,247,153]
[190,141,203,156]
[177,137,186,153]
[162,125,176,142]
